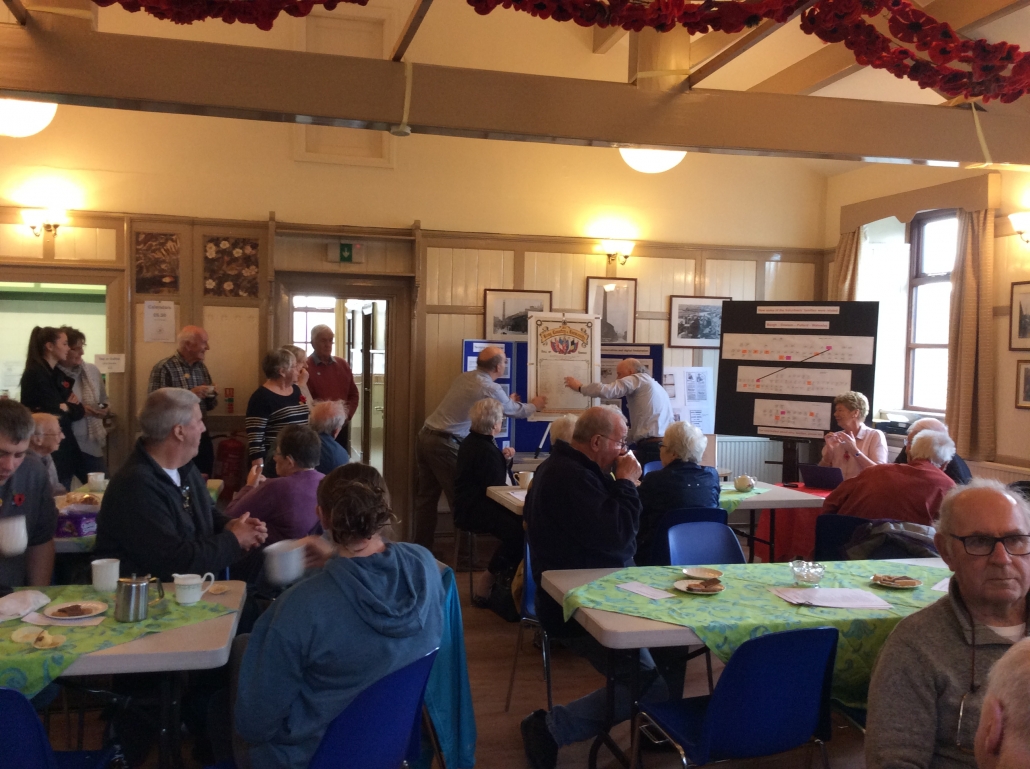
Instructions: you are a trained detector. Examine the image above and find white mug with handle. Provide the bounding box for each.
[171,572,216,605]
[0,515,28,557]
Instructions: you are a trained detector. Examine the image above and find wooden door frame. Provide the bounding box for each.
[273,273,415,539]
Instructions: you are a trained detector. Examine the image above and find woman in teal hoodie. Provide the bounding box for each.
[235,467,445,769]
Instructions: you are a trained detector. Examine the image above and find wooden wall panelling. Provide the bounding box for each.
[765,261,816,300]
[203,306,261,423]
[618,256,696,312]
[424,313,482,415]
[703,258,758,300]
[273,235,414,275]
[132,301,181,433]
[524,252,607,310]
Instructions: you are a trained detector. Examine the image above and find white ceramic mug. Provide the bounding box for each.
[87,472,106,492]
[91,558,120,592]
[516,471,534,489]
[264,540,305,586]
[171,572,215,605]
[0,515,28,557]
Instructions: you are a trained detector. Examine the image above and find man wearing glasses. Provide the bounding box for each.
[866,479,1030,769]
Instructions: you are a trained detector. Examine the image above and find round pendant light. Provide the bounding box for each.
[618,148,687,174]
[0,99,58,138]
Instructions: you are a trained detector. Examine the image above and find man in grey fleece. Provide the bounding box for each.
[866,479,1030,769]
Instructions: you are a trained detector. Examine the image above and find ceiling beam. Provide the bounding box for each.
[593,26,626,55]
[750,0,1030,95]
[2,0,28,25]
[390,0,434,62]
[2,16,1030,165]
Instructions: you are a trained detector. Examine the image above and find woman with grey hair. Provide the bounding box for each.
[309,400,350,473]
[635,421,721,565]
[549,414,577,446]
[245,348,309,467]
[454,397,522,607]
[819,390,887,481]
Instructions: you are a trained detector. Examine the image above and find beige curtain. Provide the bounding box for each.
[946,209,995,461]
[828,229,860,301]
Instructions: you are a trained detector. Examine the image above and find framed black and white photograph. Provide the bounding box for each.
[1010,282,1030,351]
[484,289,551,341]
[669,295,730,349]
[1017,361,1030,409]
[586,277,636,344]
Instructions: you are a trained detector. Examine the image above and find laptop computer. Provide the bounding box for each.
[798,463,845,490]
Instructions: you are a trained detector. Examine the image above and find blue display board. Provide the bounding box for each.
[462,340,514,449]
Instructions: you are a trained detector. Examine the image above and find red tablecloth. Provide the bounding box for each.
[753,484,832,563]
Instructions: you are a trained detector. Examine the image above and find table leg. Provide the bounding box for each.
[157,673,184,769]
[587,649,638,769]
[748,510,757,564]
[769,509,777,564]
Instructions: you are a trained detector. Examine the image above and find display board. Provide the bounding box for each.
[714,301,879,439]
[461,339,514,449]
[526,312,602,420]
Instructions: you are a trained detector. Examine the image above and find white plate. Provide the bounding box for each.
[682,567,723,580]
[673,579,725,595]
[43,600,108,619]
[870,577,922,590]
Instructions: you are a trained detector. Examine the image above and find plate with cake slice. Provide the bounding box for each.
[870,574,922,590]
[673,578,725,595]
[43,600,109,619]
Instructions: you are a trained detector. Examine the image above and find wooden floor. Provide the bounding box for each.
[53,570,869,769]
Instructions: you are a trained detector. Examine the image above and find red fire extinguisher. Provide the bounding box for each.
[215,432,246,503]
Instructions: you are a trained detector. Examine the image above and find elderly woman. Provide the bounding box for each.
[635,421,721,565]
[454,397,522,605]
[226,425,324,545]
[819,390,887,481]
[309,400,350,473]
[245,349,309,467]
[234,467,444,769]
[282,344,313,404]
[549,414,577,447]
[57,326,109,483]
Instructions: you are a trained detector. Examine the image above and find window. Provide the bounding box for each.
[291,294,337,356]
[905,212,958,412]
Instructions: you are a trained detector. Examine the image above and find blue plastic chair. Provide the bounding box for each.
[668,522,746,566]
[642,461,663,476]
[649,508,729,566]
[505,544,553,712]
[0,687,117,769]
[308,648,439,769]
[814,514,868,561]
[630,627,839,768]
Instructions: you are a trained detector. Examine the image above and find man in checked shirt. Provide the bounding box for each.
[148,325,217,475]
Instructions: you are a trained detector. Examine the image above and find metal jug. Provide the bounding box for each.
[114,574,164,622]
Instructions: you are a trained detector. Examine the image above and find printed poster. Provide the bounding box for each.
[526,313,601,419]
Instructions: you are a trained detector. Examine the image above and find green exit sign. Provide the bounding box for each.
[327,242,364,264]
[339,243,354,263]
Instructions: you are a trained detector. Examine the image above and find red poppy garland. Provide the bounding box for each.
[91,0,365,31]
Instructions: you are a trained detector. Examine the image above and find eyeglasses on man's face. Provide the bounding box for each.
[594,434,628,450]
[949,534,1030,556]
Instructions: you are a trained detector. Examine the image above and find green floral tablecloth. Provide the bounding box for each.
[0,585,234,698]
[718,483,770,514]
[563,560,951,707]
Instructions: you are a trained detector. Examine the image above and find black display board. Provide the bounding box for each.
[714,301,879,440]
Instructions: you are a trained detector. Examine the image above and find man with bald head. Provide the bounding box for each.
[414,346,545,549]
[866,480,1030,769]
[565,357,673,467]
[149,325,217,474]
[894,417,971,485]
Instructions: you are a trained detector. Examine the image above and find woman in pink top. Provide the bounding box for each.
[819,390,887,481]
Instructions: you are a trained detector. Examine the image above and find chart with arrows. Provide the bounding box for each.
[736,366,853,397]
[722,334,875,365]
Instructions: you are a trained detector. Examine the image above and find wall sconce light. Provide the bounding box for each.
[22,209,66,237]
[602,239,634,266]
[1009,212,1030,244]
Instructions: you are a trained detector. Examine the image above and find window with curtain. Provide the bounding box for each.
[905,211,959,412]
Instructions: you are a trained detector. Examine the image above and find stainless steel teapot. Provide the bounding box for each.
[114,574,164,622]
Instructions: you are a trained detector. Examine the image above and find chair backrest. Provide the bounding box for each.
[642,461,663,476]
[0,688,59,769]
[702,627,839,763]
[650,508,728,566]
[701,434,717,468]
[668,521,746,566]
[308,648,439,769]
[813,514,868,561]
[522,543,538,619]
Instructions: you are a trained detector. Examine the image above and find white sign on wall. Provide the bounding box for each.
[143,301,176,343]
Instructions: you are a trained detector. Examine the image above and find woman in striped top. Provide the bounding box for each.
[245,349,310,465]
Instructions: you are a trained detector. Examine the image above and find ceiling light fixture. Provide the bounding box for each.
[1009,212,1030,244]
[619,148,686,174]
[0,99,58,138]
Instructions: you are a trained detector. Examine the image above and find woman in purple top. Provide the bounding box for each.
[226,424,324,545]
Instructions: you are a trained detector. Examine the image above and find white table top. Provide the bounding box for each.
[487,485,527,514]
[61,580,246,677]
[541,558,950,650]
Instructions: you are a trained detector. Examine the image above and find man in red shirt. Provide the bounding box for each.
[306,325,359,453]
[822,429,957,526]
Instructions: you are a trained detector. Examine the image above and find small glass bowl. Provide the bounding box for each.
[790,559,825,587]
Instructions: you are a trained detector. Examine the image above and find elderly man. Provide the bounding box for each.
[305,325,359,453]
[866,480,1030,769]
[29,412,66,494]
[895,417,972,485]
[822,429,956,526]
[564,358,673,466]
[148,325,217,475]
[414,346,545,550]
[95,388,267,582]
[0,401,57,587]
[975,638,1030,769]
[522,407,665,769]
[309,400,350,474]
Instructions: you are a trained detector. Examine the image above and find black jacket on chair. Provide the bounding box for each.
[636,459,721,564]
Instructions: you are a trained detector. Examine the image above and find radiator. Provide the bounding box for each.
[967,461,1030,485]
[716,437,790,485]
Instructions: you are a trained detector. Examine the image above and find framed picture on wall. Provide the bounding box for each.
[484,289,552,341]
[1017,361,1030,409]
[1010,282,1030,351]
[586,277,636,344]
[668,295,730,349]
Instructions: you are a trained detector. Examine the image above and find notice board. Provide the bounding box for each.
[714,301,879,440]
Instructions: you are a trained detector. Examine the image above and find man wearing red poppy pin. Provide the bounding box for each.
[0,400,58,588]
